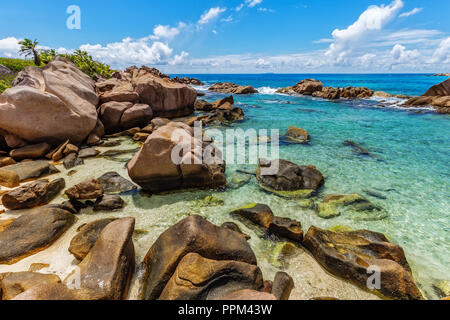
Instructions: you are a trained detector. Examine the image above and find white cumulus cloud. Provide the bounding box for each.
[399,8,422,18]
[149,22,186,40]
[198,7,226,25]
[326,0,404,63]
[391,44,420,63]
[80,37,173,67]
[431,37,450,63]
[0,37,22,57]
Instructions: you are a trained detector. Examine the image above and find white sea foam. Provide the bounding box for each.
[257,86,282,95]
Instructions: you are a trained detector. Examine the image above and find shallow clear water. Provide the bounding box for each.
[0,74,448,300]
[182,73,450,298]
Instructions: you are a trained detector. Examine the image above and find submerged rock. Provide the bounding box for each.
[317,193,388,220]
[0,206,75,264]
[257,159,324,198]
[1,178,65,210]
[159,253,263,300]
[128,122,226,193]
[343,140,378,158]
[303,226,424,300]
[141,215,257,300]
[97,171,137,195]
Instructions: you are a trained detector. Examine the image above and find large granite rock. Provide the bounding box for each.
[159,253,263,300]
[0,272,61,300]
[208,82,258,94]
[424,78,450,96]
[73,217,135,300]
[284,126,310,144]
[141,215,257,300]
[0,206,75,264]
[303,226,424,300]
[0,57,98,145]
[128,122,226,193]
[1,178,65,210]
[257,159,324,198]
[99,101,153,133]
[340,87,374,99]
[68,218,116,260]
[406,78,450,114]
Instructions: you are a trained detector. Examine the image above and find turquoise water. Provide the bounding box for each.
[176,74,450,298]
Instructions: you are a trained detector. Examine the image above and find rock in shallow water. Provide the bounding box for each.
[256,159,324,198]
[1,178,65,210]
[128,122,226,193]
[93,194,125,211]
[0,206,75,264]
[9,143,51,161]
[97,171,137,195]
[302,226,424,300]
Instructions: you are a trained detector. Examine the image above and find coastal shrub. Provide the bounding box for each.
[60,50,114,79]
[0,74,15,93]
[0,57,35,72]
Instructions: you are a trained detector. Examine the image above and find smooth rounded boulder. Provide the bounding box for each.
[0,57,98,145]
[0,206,75,264]
[303,226,424,300]
[141,215,257,300]
[128,122,226,193]
[159,253,263,300]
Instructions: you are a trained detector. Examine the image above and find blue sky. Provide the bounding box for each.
[0,0,449,73]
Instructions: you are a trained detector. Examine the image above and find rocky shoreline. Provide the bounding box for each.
[275,78,450,114]
[0,58,446,300]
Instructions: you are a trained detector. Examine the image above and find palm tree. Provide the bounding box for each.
[18,38,41,66]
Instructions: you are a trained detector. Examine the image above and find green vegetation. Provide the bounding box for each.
[0,74,15,93]
[60,50,114,79]
[0,57,35,72]
[18,38,41,66]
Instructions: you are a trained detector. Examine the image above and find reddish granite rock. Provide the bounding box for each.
[303,226,424,300]
[2,178,65,210]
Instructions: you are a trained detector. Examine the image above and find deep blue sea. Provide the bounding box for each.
[172,73,450,298]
